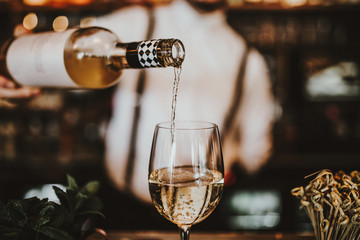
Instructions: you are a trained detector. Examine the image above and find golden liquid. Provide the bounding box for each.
[64,53,121,89]
[149,167,224,226]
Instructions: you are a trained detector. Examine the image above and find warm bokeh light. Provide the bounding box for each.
[226,0,244,6]
[69,0,93,5]
[80,16,97,28]
[23,0,48,6]
[244,0,263,3]
[23,12,38,30]
[49,0,68,7]
[263,0,279,4]
[52,16,69,32]
[281,0,307,7]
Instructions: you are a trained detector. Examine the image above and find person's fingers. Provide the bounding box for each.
[0,76,16,88]
[14,24,31,37]
[0,87,41,99]
[0,76,41,99]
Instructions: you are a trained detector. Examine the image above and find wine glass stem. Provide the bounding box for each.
[179,225,191,240]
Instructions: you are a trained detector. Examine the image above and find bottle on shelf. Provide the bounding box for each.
[0,27,185,89]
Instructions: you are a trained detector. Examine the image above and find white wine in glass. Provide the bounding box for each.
[148,121,224,240]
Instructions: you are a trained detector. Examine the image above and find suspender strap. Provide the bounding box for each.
[124,8,156,193]
[221,44,249,142]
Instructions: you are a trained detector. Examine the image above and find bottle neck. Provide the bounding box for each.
[157,39,185,68]
[112,39,185,70]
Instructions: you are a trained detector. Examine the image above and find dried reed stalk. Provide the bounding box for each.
[292,169,360,240]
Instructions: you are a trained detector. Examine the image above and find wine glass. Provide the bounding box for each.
[148,121,224,240]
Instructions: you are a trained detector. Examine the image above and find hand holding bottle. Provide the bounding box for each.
[0,24,41,99]
[0,75,40,99]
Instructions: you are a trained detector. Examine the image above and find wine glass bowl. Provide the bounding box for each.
[148,121,224,240]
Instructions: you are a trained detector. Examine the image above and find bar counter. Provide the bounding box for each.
[107,231,315,240]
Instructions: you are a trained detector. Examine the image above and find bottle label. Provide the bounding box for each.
[6,29,78,88]
[137,39,162,68]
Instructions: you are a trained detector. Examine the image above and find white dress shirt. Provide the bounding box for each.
[90,0,275,202]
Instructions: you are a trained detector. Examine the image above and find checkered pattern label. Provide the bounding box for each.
[137,39,162,68]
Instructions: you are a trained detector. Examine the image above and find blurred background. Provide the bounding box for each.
[1,0,360,234]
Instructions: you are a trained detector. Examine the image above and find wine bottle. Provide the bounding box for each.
[0,27,185,89]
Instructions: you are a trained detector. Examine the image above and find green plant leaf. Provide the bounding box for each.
[81,181,100,196]
[47,205,65,228]
[53,186,71,211]
[80,196,103,213]
[6,200,27,228]
[0,175,105,240]
[66,175,78,192]
[75,192,88,211]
